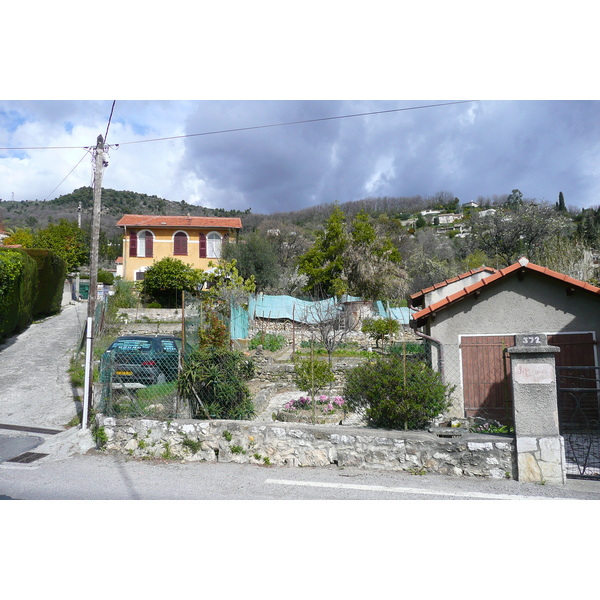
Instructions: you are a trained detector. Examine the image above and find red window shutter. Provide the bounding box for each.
[146,231,153,257]
[129,231,137,257]
[174,232,188,255]
[199,233,207,258]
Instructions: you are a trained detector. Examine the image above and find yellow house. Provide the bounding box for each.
[116,214,242,281]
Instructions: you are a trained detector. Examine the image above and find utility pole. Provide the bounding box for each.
[88,135,105,320]
[75,202,82,299]
[82,135,107,429]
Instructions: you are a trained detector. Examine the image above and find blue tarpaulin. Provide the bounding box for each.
[245,294,411,327]
[248,294,342,325]
[374,301,412,325]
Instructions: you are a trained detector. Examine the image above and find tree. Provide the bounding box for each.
[534,234,597,282]
[222,230,280,291]
[468,204,573,267]
[506,188,524,209]
[2,228,34,248]
[344,211,406,301]
[198,259,256,313]
[297,208,407,301]
[292,354,336,424]
[556,191,567,213]
[32,219,88,272]
[297,206,347,298]
[302,298,356,365]
[361,317,400,349]
[403,228,458,292]
[142,257,201,307]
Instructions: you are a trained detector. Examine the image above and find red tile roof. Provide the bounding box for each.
[116,214,243,229]
[410,257,600,327]
[409,266,497,306]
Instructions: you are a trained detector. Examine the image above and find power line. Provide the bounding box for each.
[104,101,116,144]
[0,100,476,151]
[39,102,116,201]
[43,150,91,200]
[117,101,477,146]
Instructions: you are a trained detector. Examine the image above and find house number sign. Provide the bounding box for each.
[516,333,547,346]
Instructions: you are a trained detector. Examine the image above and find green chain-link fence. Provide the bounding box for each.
[98,335,186,419]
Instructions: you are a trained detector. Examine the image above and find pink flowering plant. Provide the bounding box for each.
[283,394,345,414]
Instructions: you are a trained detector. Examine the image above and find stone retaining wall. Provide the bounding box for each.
[96,415,515,479]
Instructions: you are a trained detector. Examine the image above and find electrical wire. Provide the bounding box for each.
[42,150,91,201]
[0,100,476,151]
[104,101,116,144]
[117,101,476,146]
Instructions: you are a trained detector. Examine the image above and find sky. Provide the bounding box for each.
[2,3,599,216]
[1,99,599,214]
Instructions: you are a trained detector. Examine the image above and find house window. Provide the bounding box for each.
[207,232,222,258]
[131,230,154,257]
[174,231,188,255]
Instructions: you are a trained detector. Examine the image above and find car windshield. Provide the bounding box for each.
[109,339,153,352]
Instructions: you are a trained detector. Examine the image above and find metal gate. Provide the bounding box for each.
[557,365,600,479]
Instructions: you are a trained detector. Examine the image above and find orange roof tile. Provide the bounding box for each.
[410,257,600,327]
[116,214,243,229]
[410,266,497,304]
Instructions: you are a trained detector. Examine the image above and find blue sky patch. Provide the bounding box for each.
[0,110,28,133]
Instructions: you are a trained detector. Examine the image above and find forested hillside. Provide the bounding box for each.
[2,186,600,296]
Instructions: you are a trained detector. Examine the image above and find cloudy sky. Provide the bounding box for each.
[2,4,599,215]
[1,99,599,214]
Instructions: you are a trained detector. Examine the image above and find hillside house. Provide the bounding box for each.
[409,258,600,422]
[116,214,242,281]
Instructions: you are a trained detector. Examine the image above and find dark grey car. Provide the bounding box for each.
[101,335,183,386]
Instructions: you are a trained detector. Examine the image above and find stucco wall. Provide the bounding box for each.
[121,227,231,280]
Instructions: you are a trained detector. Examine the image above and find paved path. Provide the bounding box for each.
[0,300,95,462]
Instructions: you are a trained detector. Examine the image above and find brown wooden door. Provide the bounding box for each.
[461,335,515,423]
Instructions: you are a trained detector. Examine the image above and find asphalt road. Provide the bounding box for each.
[2,449,600,500]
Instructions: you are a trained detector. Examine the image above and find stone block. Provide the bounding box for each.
[516,436,539,453]
[518,453,542,482]
[467,441,493,451]
[539,436,562,462]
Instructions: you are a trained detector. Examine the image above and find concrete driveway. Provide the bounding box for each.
[0,299,95,463]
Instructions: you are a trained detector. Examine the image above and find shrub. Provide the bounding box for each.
[293,356,335,396]
[178,347,255,419]
[24,248,67,317]
[199,310,229,348]
[0,248,38,341]
[109,279,138,309]
[249,331,286,351]
[97,269,115,285]
[343,354,452,430]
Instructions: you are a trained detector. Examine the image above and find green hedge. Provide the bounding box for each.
[0,248,39,341]
[24,248,67,317]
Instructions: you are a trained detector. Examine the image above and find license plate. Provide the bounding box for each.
[116,370,133,376]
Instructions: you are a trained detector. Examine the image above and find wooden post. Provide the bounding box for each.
[87,135,105,320]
